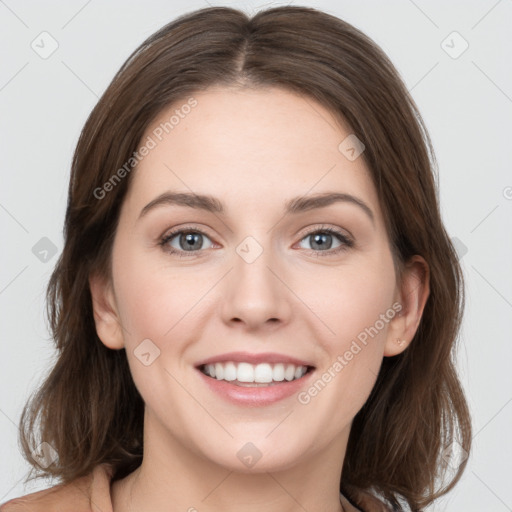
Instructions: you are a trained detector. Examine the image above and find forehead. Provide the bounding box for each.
[124,86,380,221]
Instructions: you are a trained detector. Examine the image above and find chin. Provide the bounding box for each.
[197,434,311,473]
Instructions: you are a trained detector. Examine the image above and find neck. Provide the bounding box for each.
[111,409,351,512]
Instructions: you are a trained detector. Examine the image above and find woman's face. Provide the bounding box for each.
[92,86,417,472]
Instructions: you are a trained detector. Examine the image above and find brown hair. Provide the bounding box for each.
[18,5,471,510]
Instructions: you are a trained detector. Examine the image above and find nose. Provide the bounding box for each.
[220,239,293,331]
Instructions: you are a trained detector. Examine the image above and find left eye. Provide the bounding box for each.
[297,228,352,253]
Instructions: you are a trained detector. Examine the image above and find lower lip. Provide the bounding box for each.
[195,367,315,407]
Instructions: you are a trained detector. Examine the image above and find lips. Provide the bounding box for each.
[195,359,316,406]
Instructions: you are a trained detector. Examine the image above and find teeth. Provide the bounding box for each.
[202,361,309,383]
[284,364,295,381]
[214,363,224,380]
[238,362,255,382]
[223,362,237,381]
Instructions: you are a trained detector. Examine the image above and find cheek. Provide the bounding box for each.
[295,252,396,414]
[298,251,396,348]
[112,243,203,342]
[110,246,202,408]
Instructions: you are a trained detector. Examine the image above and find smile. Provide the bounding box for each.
[199,361,313,386]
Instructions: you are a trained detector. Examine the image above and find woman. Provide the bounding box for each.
[1,5,471,512]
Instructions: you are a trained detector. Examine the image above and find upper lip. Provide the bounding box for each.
[195,351,315,368]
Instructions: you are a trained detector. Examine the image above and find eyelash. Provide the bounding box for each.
[158,224,354,258]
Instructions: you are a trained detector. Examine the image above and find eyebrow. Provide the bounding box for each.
[138,191,375,225]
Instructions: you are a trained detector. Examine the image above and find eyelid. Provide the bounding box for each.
[299,223,353,242]
[160,223,214,240]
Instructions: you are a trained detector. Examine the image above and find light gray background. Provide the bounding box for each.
[1,1,511,510]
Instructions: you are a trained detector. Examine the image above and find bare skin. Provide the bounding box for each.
[89,85,429,512]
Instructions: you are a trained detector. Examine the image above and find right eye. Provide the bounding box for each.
[159,227,215,257]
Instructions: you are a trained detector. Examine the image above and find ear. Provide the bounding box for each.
[384,255,430,357]
[89,272,125,350]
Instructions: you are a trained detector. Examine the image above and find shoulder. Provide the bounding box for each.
[0,464,114,512]
[0,476,92,512]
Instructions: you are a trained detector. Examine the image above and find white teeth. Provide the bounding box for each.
[284,364,295,381]
[272,363,285,382]
[223,362,237,381]
[237,362,254,382]
[202,361,310,383]
[214,363,224,380]
[254,363,273,383]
